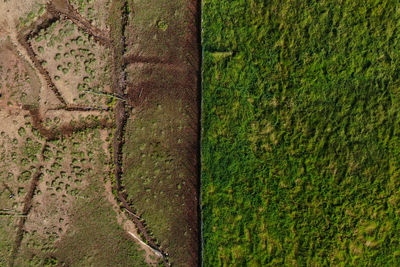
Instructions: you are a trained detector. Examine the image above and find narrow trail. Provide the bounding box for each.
[47,104,110,112]
[9,143,46,267]
[128,232,163,258]
[28,108,113,141]
[123,54,189,76]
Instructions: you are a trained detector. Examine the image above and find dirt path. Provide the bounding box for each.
[9,143,46,267]
[28,108,112,141]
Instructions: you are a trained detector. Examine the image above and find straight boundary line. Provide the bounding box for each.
[198,0,203,265]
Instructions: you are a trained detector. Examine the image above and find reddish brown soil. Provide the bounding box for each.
[28,108,113,140]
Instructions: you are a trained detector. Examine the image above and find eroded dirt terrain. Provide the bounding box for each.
[0,0,199,266]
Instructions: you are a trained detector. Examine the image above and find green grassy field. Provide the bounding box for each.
[202,0,400,266]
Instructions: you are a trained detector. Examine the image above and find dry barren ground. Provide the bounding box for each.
[0,0,199,266]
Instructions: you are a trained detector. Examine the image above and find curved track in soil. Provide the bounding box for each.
[109,1,170,264]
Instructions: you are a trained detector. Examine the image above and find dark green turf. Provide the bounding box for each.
[202,0,400,265]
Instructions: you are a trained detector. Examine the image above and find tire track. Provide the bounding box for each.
[28,108,113,141]
[48,104,110,112]
[9,144,46,267]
